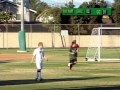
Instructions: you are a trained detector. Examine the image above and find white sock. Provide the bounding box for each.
[36,72,38,79]
[38,72,41,80]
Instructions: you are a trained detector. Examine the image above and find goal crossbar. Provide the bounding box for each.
[98,27,120,29]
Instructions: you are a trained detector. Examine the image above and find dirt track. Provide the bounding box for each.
[0,54,32,60]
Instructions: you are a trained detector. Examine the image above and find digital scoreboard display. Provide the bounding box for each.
[62,8,112,15]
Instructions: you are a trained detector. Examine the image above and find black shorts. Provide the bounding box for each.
[75,53,78,57]
[70,59,77,63]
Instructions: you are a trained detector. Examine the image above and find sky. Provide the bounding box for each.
[42,0,114,7]
[9,0,114,7]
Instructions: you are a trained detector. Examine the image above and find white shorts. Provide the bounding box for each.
[35,60,43,69]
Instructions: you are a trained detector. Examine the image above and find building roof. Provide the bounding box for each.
[0,0,37,13]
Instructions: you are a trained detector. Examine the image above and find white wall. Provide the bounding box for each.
[0,33,120,48]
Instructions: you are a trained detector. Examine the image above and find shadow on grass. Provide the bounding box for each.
[38,85,120,90]
[0,76,112,86]
[0,60,12,63]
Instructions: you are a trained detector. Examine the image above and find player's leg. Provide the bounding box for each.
[35,61,43,81]
[69,56,74,70]
[70,63,73,70]
[73,59,77,65]
[74,53,77,65]
[70,58,77,70]
[37,69,42,81]
[69,60,74,70]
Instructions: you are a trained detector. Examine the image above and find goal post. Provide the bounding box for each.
[85,27,120,62]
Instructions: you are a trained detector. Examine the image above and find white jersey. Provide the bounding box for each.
[33,48,44,61]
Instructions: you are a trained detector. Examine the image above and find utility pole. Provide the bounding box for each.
[17,0,26,52]
[71,0,73,4]
[21,0,24,31]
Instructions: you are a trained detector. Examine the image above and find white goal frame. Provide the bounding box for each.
[86,27,120,62]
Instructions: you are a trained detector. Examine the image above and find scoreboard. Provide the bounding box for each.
[62,8,112,16]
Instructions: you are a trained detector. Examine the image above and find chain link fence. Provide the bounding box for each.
[0,24,119,49]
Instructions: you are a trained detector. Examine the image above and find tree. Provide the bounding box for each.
[69,0,110,34]
[48,7,61,24]
[112,0,120,24]
[0,0,3,11]
[0,1,15,23]
[29,0,36,10]
[30,0,48,15]
[30,0,41,9]
[60,2,77,35]
[36,2,48,15]
[64,1,75,8]
[38,7,61,24]
[0,12,14,23]
[61,1,75,24]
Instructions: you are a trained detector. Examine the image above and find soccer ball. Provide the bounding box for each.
[68,63,70,67]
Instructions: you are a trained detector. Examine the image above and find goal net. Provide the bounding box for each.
[85,27,120,62]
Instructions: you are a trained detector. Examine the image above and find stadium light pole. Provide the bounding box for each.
[17,0,27,52]
[21,0,24,32]
[71,0,73,4]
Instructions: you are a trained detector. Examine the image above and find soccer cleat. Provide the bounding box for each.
[36,79,41,81]
[36,78,43,82]
[35,78,38,81]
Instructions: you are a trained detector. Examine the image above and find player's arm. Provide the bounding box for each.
[70,52,74,54]
[43,51,48,61]
[31,50,36,63]
[44,56,48,61]
[43,55,47,60]
[69,48,74,54]
[76,44,80,52]
[31,55,35,63]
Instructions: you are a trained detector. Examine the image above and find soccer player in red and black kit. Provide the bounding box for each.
[68,40,80,70]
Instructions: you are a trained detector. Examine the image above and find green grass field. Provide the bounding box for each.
[0,48,120,90]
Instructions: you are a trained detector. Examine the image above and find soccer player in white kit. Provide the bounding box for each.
[31,42,45,81]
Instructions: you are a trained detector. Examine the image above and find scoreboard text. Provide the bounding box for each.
[62,8,112,16]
